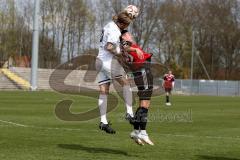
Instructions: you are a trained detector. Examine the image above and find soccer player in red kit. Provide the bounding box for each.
[162,70,175,106]
[120,30,154,145]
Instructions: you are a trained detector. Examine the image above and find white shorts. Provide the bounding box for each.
[96,58,126,85]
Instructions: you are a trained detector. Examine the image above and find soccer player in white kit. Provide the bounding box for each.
[97,12,136,134]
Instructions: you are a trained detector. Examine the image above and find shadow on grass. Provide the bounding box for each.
[197,155,240,160]
[58,144,138,157]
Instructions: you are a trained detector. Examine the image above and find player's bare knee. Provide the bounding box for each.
[99,86,109,94]
[99,84,110,95]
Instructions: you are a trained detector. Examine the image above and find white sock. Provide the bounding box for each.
[98,94,108,124]
[123,85,133,117]
[140,130,147,135]
[134,129,140,134]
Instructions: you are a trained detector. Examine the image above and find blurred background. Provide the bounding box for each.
[0,0,239,79]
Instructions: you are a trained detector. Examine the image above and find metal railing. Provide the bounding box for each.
[172,79,240,96]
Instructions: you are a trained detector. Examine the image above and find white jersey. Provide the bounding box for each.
[96,21,126,85]
[97,21,121,62]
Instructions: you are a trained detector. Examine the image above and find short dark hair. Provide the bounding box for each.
[121,30,128,35]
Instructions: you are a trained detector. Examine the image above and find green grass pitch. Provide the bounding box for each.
[0,91,239,160]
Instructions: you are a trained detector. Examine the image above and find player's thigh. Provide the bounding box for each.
[133,69,153,100]
[97,69,110,83]
[133,68,153,90]
[133,71,145,90]
[111,59,127,83]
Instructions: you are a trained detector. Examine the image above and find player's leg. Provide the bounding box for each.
[135,100,154,145]
[98,83,110,125]
[115,77,134,119]
[112,59,134,122]
[165,88,171,106]
[98,83,116,134]
[96,60,116,134]
[131,65,154,145]
[130,104,144,145]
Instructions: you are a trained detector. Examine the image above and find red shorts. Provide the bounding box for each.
[165,88,172,92]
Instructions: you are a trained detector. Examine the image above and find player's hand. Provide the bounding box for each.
[135,48,144,60]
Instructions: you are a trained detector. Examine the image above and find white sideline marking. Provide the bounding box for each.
[0,119,240,141]
[0,119,27,127]
[0,119,84,131]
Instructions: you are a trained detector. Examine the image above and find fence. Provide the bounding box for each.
[173,79,240,96]
[1,67,240,96]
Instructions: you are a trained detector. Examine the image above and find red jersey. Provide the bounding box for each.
[124,44,152,70]
[128,44,152,63]
[163,74,175,88]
